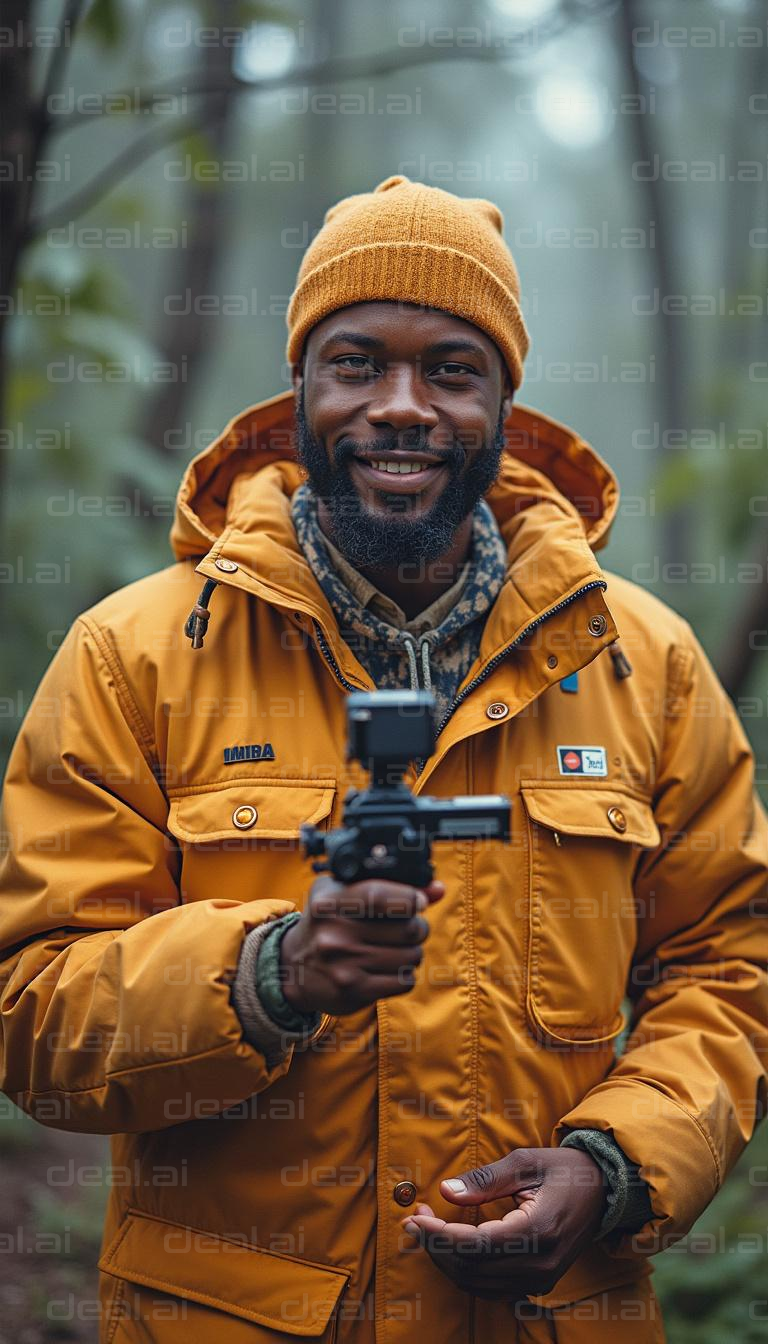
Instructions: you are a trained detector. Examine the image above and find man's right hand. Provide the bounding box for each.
[279,875,445,1016]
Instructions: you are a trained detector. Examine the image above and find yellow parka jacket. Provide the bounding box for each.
[1,392,766,1344]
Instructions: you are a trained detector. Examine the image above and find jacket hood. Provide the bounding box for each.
[170,389,619,565]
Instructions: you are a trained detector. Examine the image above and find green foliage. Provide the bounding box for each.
[81,0,125,49]
[654,1120,768,1343]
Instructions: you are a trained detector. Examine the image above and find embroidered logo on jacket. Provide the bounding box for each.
[557,745,607,776]
[223,743,275,765]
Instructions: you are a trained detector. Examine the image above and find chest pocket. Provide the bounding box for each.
[166,780,336,904]
[167,780,336,845]
[520,783,660,1046]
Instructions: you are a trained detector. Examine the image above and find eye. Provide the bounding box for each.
[334,355,378,378]
[431,362,476,379]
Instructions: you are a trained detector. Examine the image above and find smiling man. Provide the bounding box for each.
[1,176,767,1344]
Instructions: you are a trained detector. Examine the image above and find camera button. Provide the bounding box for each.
[486,701,509,721]
[393,1181,417,1207]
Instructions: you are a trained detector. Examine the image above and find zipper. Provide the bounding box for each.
[417,579,607,774]
[431,579,606,729]
[312,619,365,693]
[312,580,607,773]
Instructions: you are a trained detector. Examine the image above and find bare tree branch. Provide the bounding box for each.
[42,1,620,134]
[22,109,229,240]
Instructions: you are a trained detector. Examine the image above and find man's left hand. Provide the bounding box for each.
[401,1147,606,1301]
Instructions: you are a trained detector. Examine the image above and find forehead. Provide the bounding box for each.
[306,301,501,363]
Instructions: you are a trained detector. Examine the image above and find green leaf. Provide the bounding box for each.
[5,370,51,420]
[82,0,124,48]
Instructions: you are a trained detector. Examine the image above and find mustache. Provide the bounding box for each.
[334,430,465,469]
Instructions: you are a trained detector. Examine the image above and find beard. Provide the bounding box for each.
[293,388,506,571]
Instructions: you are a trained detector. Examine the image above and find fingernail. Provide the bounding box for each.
[444,1178,467,1193]
[402,1220,418,1236]
[415,892,428,911]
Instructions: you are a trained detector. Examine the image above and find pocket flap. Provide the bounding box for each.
[521,784,660,848]
[98,1210,349,1335]
[167,780,336,844]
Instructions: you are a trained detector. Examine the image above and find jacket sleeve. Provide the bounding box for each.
[0,615,318,1135]
[553,620,768,1258]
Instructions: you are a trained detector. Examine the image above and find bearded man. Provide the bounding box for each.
[1,175,766,1344]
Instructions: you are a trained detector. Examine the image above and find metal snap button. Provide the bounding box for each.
[486,702,509,720]
[546,654,558,669]
[215,558,238,573]
[607,806,627,833]
[393,1181,417,1207]
[588,614,607,637]
[232,805,258,830]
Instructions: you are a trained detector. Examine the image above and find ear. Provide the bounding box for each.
[291,360,304,398]
[501,371,514,424]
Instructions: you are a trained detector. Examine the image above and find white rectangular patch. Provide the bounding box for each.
[557,745,608,776]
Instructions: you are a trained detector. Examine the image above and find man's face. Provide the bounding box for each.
[292,302,512,570]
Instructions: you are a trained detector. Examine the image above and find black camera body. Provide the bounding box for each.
[300,690,511,888]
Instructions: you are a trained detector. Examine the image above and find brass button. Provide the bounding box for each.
[393,1181,417,1207]
[546,654,558,669]
[232,805,258,830]
[486,702,509,721]
[607,806,627,833]
[215,558,238,573]
[588,614,607,637]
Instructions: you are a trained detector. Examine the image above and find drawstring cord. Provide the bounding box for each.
[184,578,219,649]
[608,641,633,680]
[183,581,632,692]
[401,632,434,692]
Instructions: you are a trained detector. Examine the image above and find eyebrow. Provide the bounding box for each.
[317,330,489,361]
[317,330,383,353]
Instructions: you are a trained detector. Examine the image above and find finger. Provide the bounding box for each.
[312,882,426,921]
[356,915,430,947]
[359,945,424,977]
[440,1151,541,1206]
[402,1215,490,1244]
[404,1211,534,1256]
[358,972,421,1000]
[423,879,446,905]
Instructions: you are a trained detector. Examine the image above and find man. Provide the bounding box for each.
[0,175,766,1343]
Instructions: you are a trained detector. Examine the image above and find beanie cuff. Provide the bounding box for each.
[285,241,529,390]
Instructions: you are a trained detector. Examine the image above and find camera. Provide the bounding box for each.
[300,690,511,888]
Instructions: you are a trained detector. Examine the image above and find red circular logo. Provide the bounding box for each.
[563,751,581,771]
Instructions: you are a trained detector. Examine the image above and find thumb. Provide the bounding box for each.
[440,1154,524,1206]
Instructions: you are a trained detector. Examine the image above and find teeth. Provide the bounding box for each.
[369,459,430,474]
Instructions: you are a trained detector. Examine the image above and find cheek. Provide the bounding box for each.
[456,415,495,455]
[304,384,355,444]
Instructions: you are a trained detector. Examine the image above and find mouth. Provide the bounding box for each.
[350,454,448,495]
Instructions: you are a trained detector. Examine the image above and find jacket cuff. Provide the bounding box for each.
[231,913,321,1066]
[560,1128,656,1239]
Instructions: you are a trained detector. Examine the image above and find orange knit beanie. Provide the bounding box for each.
[285,175,529,390]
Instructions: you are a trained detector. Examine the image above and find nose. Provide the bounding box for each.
[365,363,439,436]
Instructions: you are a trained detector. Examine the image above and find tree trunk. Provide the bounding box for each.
[616,0,690,567]
[0,0,37,497]
[135,36,237,458]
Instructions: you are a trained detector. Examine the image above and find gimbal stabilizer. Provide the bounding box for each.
[300,690,511,889]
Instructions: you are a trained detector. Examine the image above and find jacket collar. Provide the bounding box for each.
[173,389,621,686]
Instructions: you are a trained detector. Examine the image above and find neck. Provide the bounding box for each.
[317,503,473,622]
